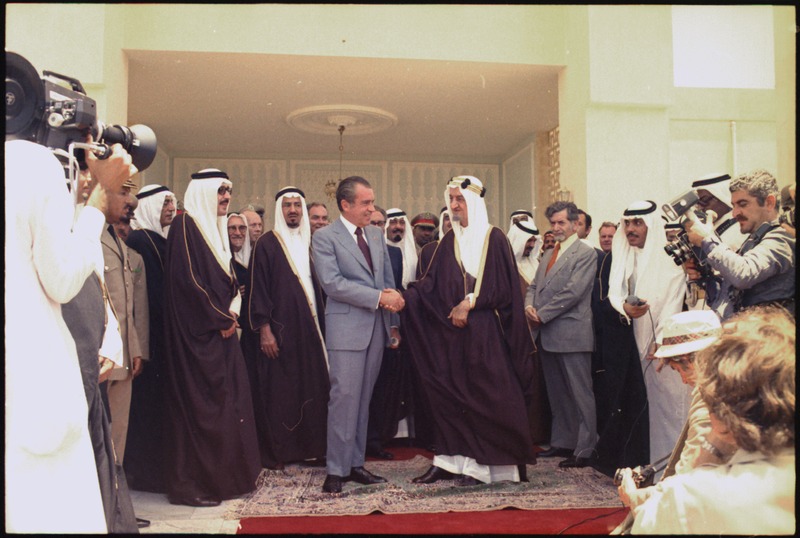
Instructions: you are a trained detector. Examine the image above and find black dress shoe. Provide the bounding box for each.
[457,475,481,486]
[348,466,387,485]
[411,465,456,484]
[322,474,344,493]
[558,455,593,468]
[136,517,151,528]
[168,495,221,507]
[538,446,573,458]
[517,464,528,482]
[367,448,395,460]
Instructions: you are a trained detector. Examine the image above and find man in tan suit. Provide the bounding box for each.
[103,179,149,463]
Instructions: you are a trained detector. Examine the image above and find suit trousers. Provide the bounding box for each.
[539,348,598,458]
[107,375,133,464]
[326,312,385,477]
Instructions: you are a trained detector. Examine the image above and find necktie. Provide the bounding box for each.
[355,227,373,272]
[545,241,560,274]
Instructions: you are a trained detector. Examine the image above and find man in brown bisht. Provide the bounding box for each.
[162,169,261,507]
[242,186,329,470]
[401,175,537,485]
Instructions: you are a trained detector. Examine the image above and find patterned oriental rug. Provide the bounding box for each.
[226,455,621,519]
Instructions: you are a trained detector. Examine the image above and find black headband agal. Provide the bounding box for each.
[447,176,486,198]
[514,221,539,235]
[191,170,229,180]
[623,200,657,216]
[135,185,170,200]
[387,210,406,219]
[511,210,533,218]
[692,174,731,188]
[275,187,305,201]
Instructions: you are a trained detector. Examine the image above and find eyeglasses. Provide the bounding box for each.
[218,186,233,195]
[227,225,248,232]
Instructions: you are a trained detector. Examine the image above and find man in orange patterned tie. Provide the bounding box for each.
[525,201,598,468]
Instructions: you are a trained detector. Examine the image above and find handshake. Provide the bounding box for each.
[379,288,405,313]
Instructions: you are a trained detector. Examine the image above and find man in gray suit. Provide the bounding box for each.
[525,201,598,468]
[311,176,404,494]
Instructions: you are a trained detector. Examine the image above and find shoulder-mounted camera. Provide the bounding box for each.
[661,189,715,282]
[6,50,157,172]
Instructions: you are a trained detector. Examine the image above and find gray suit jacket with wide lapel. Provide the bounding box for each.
[311,217,397,352]
[525,237,596,353]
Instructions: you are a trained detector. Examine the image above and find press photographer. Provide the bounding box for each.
[684,169,795,319]
[5,50,155,533]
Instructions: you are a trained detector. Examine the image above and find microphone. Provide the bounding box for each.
[626,295,645,306]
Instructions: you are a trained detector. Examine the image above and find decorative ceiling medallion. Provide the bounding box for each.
[286,105,398,135]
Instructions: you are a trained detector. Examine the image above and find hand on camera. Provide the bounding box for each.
[616,467,653,508]
[684,210,715,247]
[681,258,703,281]
[86,137,138,192]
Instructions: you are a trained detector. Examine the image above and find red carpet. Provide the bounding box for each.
[237,444,627,534]
[238,507,629,534]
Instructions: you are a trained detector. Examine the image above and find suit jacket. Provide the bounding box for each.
[525,236,596,353]
[387,244,404,291]
[102,226,147,380]
[128,246,150,363]
[311,218,398,352]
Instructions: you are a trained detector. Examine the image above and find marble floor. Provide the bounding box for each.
[130,489,244,534]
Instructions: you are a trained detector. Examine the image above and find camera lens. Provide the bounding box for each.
[613,469,624,487]
[99,124,157,171]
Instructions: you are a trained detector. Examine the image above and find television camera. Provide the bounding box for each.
[6,50,157,179]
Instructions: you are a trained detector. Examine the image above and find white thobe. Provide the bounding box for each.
[5,140,107,533]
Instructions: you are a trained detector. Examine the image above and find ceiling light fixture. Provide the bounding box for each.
[325,122,349,201]
[286,105,397,135]
[287,105,397,201]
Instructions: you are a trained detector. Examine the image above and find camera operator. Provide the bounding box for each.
[5,135,137,533]
[684,169,795,319]
[623,306,795,534]
[6,50,156,533]
[667,173,747,311]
